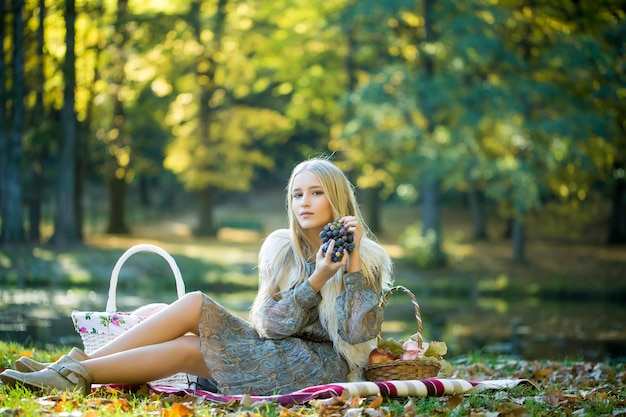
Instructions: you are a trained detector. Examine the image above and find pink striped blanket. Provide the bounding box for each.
[149,378,533,405]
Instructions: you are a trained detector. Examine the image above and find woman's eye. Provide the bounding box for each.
[293,193,303,199]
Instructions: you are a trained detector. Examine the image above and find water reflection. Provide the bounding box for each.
[381,295,626,363]
[1,288,625,363]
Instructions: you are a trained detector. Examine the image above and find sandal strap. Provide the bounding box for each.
[50,364,83,385]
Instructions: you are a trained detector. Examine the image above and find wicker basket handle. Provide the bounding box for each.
[106,244,186,313]
[379,285,424,348]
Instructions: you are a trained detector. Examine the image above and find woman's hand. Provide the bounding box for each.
[339,216,362,273]
[308,239,348,292]
[339,216,362,248]
[308,216,363,291]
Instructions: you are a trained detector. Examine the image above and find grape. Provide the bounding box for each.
[318,218,355,262]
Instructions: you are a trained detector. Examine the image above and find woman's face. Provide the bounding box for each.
[291,170,333,232]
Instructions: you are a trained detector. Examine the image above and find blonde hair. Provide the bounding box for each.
[250,157,394,380]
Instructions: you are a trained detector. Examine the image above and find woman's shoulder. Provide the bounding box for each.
[259,229,294,269]
[264,228,291,242]
[260,228,292,252]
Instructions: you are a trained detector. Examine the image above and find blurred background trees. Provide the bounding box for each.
[0,0,624,264]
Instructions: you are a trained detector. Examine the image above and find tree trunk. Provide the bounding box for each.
[0,0,26,244]
[421,181,445,265]
[512,216,525,263]
[607,160,626,244]
[81,4,104,238]
[188,0,227,237]
[509,0,533,264]
[75,121,86,240]
[51,0,79,246]
[138,174,152,208]
[105,0,130,235]
[0,1,8,242]
[467,186,487,240]
[195,187,216,236]
[416,0,444,266]
[27,173,43,241]
[107,176,129,234]
[363,186,382,234]
[194,82,213,235]
[27,0,46,242]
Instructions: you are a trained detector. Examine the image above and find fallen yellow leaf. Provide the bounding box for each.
[17,350,34,358]
[163,402,194,417]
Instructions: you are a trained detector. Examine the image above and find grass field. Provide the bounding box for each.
[1,341,624,416]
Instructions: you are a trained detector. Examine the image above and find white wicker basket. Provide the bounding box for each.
[71,244,194,387]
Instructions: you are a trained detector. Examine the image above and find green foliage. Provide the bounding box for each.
[4,0,625,247]
[164,105,291,191]
[399,223,446,268]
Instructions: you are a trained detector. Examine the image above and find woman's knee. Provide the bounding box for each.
[168,291,204,330]
[178,291,204,309]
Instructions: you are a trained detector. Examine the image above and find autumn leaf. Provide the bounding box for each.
[403,399,416,417]
[110,397,132,412]
[35,395,63,407]
[366,394,383,409]
[85,397,114,408]
[163,402,194,417]
[542,391,564,407]
[446,394,464,408]
[103,386,126,395]
[17,350,34,359]
[495,400,526,416]
[279,407,305,417]
[532,367,554,380]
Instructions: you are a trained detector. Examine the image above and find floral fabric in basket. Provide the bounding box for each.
[72,311,148,341]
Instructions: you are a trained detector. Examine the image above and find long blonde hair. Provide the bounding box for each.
[250,157,394,379]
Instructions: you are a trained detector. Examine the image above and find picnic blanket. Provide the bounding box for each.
[149,378,534,405]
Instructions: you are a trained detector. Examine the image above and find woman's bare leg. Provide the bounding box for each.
[86,335,212,384]
[89,291,204,359]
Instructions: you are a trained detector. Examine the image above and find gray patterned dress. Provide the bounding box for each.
[197,268,382,395]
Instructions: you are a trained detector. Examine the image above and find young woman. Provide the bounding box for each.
[0,157,394,395]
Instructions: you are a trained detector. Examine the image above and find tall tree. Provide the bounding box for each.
[333,0,459,266]
[333,1,400,235]
[0,1,6,236]
[189,0,227,236]
[105,0,130,234]
[163,0,291,236]
[416,0,445,265]
[51,0,79,245]
[25,0,47,242]
[0,0,26,244]
[598,3,626,244]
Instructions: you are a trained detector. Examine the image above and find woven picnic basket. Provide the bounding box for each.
[363,285,441,382]
[71,243,193,386]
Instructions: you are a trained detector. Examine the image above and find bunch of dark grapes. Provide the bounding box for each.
[319,218,355,262]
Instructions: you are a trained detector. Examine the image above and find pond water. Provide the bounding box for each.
[1,287,625,363]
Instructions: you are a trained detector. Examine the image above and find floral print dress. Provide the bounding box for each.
[197,269,382,395]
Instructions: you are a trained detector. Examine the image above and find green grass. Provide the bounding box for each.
[1,342,624,416]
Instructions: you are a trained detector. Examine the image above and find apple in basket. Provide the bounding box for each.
[368,347,397,364]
